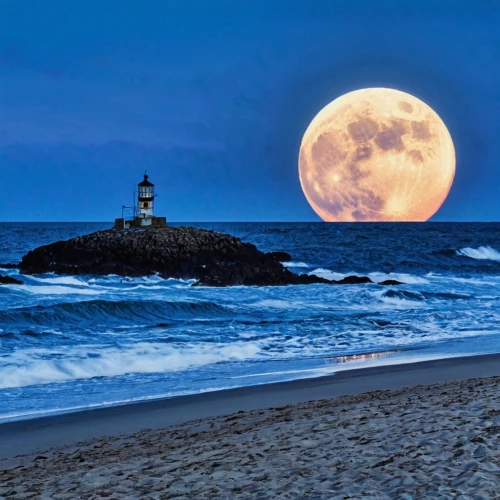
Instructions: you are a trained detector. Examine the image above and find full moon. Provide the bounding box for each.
[298,88,455,221]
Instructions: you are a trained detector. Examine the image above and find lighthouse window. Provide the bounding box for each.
[144,202,148,208]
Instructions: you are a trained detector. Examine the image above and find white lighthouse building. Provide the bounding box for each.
[114,174,167,229]
[138,174,155,223]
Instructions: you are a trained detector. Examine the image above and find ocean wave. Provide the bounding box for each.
[19,284,103,296]
[373,289,426,307]
[27,274,191,289]
[422,291,471,300]
[382,289,425,301]
[29,275,86,286]
[282,261,310,268]
[447,276,499,286]
[0,299,232,326]
[0,341,262,389]
[0,328,65,340]
[457,246,500,262]
[250,299,305,309]
[87,275,186,284]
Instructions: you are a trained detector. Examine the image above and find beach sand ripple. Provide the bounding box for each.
[1,377,500,498]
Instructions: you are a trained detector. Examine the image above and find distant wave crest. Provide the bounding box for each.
[457,246,500,262]
[281,261,310,268]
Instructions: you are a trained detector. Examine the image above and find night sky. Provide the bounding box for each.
[1,1,499,222]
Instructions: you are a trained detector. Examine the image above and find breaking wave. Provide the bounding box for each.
[457,246,500,262]
[0,342,262,389]
[373,289,426,307]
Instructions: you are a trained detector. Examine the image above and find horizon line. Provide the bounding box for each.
[0,220,499,224]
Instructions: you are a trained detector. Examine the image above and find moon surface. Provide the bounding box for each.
[298,88,455,222]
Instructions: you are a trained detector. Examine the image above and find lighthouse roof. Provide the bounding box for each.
[138,174,154,187]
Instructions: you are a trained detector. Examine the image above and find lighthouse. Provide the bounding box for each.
[138,174,155,222]
[114,174,167,229]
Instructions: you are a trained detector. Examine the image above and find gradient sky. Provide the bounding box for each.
[0,1,499,222]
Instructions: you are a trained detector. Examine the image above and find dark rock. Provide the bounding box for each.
[336,275,373,285]
[0,263,19,269]
[378,279,405,286]
[19,226,374,287]
[266,251,292,262]
[0,275,23,285]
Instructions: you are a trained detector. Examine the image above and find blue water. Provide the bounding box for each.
[1,222,499,422]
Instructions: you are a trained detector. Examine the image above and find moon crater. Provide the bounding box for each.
[412,120,432,141]
[398,101,414,113]
[348,118,378,143]
[298,88,455,222]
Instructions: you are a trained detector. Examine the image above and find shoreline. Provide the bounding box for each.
[0,348,470,425]
[2,352,500,463]
[3,335,500,426]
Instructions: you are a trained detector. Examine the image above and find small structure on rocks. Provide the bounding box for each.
[114,174,167,229]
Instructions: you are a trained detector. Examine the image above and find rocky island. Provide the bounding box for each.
[18,226,399,287]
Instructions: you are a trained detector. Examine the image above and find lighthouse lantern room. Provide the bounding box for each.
[114,174,167,229]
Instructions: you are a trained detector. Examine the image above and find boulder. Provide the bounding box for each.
[0,275,23,285]
[378,279,405,286]
[336,275,373,285]
[266,251,292,262]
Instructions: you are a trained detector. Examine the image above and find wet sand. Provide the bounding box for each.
[1,354,500,498]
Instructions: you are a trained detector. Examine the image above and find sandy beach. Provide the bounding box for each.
[1,354,500,498]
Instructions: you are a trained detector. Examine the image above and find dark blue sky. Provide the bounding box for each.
[1,1,499,221]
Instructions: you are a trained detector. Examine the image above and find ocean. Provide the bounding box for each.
[1,222,499,422]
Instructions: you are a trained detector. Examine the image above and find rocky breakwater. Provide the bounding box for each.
[18,226,398,287]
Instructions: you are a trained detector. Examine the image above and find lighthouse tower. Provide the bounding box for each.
[138,174,155,224]
[114,173,167,229]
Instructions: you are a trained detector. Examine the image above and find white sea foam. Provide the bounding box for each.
[0,342,262,389]
[115,284,170,291]
[30,275,86,286]
[19,285,102,296]
[457,246,500,262]
[308,268,346,281]
[282,261,310,268]
[86,275,192,287]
